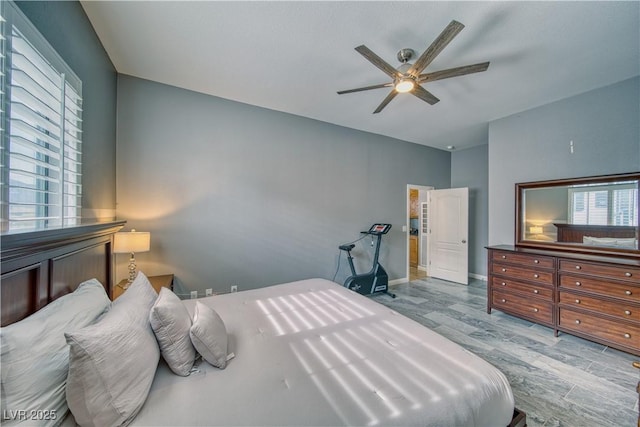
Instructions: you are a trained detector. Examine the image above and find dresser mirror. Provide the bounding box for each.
[516,172,639,256]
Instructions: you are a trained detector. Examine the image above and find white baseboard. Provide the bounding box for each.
[469,273,487,281]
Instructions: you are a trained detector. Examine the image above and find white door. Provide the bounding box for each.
[428,187,469,284]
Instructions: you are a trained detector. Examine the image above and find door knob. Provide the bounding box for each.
[461,239,467,243]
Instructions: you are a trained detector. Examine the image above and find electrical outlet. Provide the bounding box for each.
[190,290,198,299]
[205,288,213,297]
[230,285,238,293]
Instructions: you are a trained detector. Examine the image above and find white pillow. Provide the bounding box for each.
[0,279,110,427]
[189,301,229,369]
[149,287,196,376]
[613,237,637,248]
[583,236,619,245]
[65,272,159,427]
[583,236,637,248]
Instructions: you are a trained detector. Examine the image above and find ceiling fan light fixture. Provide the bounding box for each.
[395,78,415,93]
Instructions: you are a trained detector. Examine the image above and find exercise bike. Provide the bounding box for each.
[338,223,396,298]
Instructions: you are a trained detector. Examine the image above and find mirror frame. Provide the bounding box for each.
[515,172,640,257]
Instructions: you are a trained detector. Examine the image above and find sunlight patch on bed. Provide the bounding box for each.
[303,338,380,426]
[379,320,480,387]
[252,289,380,336]
[357,326,456,398]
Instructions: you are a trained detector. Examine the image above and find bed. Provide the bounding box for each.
[554,223,637,246]
[0,222,522,427]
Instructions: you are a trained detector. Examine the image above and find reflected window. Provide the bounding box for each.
[569,182,638,226]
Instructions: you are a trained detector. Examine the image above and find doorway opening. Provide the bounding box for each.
[407,185,433,282]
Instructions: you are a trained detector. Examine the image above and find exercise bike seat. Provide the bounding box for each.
[339,244,355,252]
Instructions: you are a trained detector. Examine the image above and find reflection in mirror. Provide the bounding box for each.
[517,173,639,254]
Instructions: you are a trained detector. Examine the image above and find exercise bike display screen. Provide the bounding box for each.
[369,223,391,234]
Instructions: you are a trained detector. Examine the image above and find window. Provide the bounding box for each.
[1,1,82,231]
[569,182,638,226]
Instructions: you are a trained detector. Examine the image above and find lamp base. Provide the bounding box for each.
[125,253,137,288]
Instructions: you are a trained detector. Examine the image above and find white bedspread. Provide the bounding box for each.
[132,279,514,426]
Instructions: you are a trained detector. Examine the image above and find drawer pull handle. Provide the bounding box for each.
[534,260,539,264]
[501,299,506,303]
[501,268,507,272]
[501,255,506,259]
[575,265,581,270]
[625,272,632,277]
[575,299,580,304]
[533,289,539,294]
[625,290,632,296]
[624,310,631,315]
[501,282,506,286]
[624,333,631,339]
[533,308,539,312]
[575,320,581,325]
[575,281,582,286]
[533,274,539,278]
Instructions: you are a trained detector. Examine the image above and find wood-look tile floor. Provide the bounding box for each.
[372,277,640,427]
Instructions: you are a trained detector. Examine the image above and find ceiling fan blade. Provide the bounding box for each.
[355,45,403,80]
[337,82,393,95]
[418,62,490,83]
[411,85,440,105]
[408,20,465,77]
[373,90,398,114]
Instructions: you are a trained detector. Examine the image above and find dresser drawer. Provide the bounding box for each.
[559,308,640,350]
[559,274,640,303]
[559,259,640,282]
[491,263,554,285]
[559,291,640,322]
[492,277,553,299]
[492,251,554,269]
[492,290,553,324]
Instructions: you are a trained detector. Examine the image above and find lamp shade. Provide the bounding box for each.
[114,230,150,254]
[529,226,544,235]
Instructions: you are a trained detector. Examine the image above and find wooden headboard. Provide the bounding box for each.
[0,221,125,326]
[554,223,637,243]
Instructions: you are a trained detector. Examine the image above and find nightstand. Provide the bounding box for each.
[112,274,174,300]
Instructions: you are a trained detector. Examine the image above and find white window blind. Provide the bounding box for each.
[1,0,82,231]
[569,182,638,226]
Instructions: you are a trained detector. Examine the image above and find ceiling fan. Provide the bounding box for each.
[337,20,490,114]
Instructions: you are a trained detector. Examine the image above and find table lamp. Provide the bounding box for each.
[114,229,151,287]
[529,226,544,235]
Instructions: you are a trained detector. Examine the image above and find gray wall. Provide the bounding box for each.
[116,75,451,295]
[488,77,640,246]
[524,187,568,223]
[451,144,489,277]
[16,1,117,220]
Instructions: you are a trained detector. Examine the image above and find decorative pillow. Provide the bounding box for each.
[65,272,159,427]
[189,302,229,369]
[149,287,196,376]
[0,279,110,427]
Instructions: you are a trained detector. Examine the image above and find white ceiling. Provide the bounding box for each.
[80,1,639,151]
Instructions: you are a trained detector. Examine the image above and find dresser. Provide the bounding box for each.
[488,245,640,356]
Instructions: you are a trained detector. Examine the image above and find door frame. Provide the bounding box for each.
[406,184,434,282]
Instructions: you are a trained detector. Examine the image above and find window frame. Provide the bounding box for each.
[1,0,83,232]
